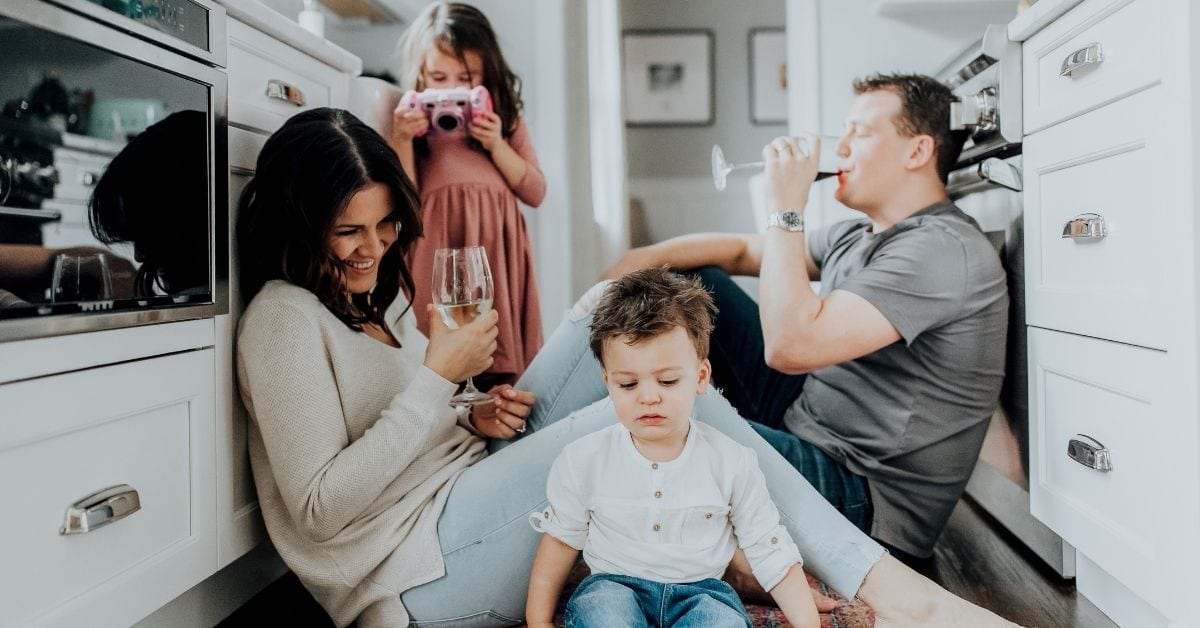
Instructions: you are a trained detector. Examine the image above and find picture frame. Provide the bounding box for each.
[749,27,787,125]
[621,29,715,127]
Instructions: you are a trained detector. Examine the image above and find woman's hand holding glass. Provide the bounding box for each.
[423,303,498,389]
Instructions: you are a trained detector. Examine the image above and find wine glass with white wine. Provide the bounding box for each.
[432,246,495,409]
[711,134,843,191]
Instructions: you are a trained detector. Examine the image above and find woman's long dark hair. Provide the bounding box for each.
[89,110,210,297]
[237,108,422,330]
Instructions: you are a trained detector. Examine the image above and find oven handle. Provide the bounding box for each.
[947,157,1022,199]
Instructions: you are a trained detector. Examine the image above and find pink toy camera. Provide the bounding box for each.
[397,86,493,136]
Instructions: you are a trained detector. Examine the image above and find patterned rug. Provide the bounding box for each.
[554,565,874,627]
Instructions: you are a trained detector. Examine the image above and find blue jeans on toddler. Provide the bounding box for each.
[564,573,751,628]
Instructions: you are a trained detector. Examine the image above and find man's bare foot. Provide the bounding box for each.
[860,555,1023,627]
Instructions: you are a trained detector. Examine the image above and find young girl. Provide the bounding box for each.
[391,2,546,388]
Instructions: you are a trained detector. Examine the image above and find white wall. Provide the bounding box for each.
[620,0,786,246]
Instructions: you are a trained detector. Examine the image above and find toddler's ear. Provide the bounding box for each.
[696,358,712,393]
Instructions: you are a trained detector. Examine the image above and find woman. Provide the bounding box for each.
[235,108,1017,628]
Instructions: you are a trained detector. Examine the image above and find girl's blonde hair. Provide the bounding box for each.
[396,2,523,138]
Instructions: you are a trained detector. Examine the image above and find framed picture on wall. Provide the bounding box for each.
[749,27,787,125]
[622,29,714,126]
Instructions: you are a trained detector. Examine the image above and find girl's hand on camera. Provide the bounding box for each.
[469,385,535,439]
[424,304,498,384]
[391,108,429,143]
[469,111,504,152]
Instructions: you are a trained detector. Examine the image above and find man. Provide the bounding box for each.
[604,73,1008,563]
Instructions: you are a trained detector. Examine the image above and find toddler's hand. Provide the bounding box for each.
[391,108,429,143]
[469,111,504,152]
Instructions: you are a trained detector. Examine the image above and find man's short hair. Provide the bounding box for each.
[588,267,717,365]
[852,73,969,183]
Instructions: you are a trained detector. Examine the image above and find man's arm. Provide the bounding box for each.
[759,135,900,374]
[759,228,899,373]
[525,534,580,628]
[603,232,766,279]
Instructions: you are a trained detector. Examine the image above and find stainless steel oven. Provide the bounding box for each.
[938,24,1074,578]
[0,0,227,342]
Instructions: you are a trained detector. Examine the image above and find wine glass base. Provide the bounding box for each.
[449,390,493,408]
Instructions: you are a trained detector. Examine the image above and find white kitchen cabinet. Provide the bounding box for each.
[1015,0,1200,625]
[0,348,216,627]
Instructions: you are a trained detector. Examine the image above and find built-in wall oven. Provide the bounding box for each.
[938,24,1074,578]
[0,0,227,342]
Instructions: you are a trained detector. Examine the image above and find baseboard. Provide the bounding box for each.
[134,541,287,628]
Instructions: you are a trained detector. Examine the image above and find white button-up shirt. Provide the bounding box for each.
[530,419,803,591]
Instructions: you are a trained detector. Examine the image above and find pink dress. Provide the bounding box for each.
[405,120,547,382]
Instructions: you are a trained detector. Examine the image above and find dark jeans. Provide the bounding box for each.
[565,574,750,628]
[689,266,873,533]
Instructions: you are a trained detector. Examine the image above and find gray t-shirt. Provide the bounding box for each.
[783,199,1008,557]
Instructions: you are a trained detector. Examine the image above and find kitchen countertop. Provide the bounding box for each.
[1008,0,1085,41]
[210,0,362,75]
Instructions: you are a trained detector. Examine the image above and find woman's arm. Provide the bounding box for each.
[525,534,580,628]
[237,299,459,542]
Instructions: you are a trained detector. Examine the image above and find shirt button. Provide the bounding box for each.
[770,537,779,544]
[543,511,549,520]
[651,463,659,470]
[704,512,713,519]
[654,491,662,498]
[653,523,661,532]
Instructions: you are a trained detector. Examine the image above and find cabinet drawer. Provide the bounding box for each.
[0,350,216,627]
[1023,87,1167,350]
[228,19,334,135]
[1028,327,1168,611]
[1023,0,1162,134]
[229,126,267,173]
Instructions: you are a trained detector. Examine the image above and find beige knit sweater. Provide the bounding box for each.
[236,280,487,627]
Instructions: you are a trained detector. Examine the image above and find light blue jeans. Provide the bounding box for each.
[400,311,885,626]
[565,574,750,628]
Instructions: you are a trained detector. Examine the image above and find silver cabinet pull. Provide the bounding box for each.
[265,79,305,107]
[1067,435,1113,472]
[1062,213,1108,240]
[60,484,141,535]
[1060,42,1104,77]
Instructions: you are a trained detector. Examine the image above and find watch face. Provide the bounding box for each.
[780,211,803,229]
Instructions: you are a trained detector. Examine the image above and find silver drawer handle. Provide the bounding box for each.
[265,79,306,107]
[1060,42,1104,77]
[1067,435,1112,472]
[1061,213,1108,240]
[60,484,141,535]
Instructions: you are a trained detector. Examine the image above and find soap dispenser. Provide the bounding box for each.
[298,0,325,38]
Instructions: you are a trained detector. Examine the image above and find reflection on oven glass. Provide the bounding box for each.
[0,13,211,318]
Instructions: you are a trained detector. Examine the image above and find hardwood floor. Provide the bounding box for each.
[930,498,1115,628]
[219,497,1118,627]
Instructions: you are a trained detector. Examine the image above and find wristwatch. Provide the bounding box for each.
[767,210,805,232]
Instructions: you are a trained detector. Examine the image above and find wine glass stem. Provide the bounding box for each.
[463,376,479,394]
[729,160,764,172]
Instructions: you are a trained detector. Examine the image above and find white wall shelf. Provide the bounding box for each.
[873,0,1017,16]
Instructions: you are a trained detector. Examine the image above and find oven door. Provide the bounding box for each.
[0,0,227,342]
